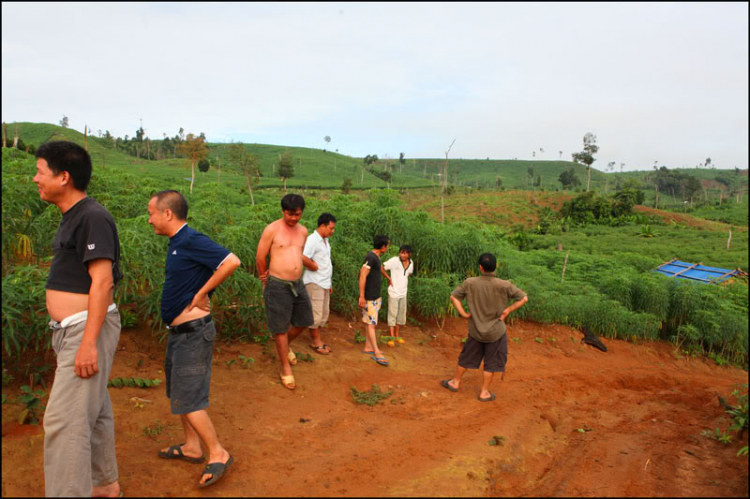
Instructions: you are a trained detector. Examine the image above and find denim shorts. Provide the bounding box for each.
[165,321,215,415]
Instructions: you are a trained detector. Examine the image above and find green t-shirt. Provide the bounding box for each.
[451,274,527,343]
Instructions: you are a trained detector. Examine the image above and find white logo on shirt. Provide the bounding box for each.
[172,250,177,255]
[87,244,95,250]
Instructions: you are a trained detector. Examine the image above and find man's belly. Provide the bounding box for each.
[46,289,112,322]
[170,303,211,326]
[269,248,304,281]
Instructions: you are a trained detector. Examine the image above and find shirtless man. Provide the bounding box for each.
[34,141,122,497]
[256,194,314,390]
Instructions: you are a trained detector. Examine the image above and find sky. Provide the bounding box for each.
[2,2,748,171]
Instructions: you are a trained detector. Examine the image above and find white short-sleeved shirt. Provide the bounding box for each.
[302,230,332,289]
[383,256,414,298]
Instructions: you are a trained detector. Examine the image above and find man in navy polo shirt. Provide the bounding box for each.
[147,190,241,488]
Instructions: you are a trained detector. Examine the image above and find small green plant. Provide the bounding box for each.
[726,384,748,437]
[17,385,46,425]
[24,363,51,390]
[738,446,748,457]
[701,428,733,445]
[708,351,729,366]
[461,337,467,344]
[488,435,506,446]
[353,330,365,344]
[549,337,557,343]
[238,354,255,368]
[511,337,521,343]
[120,308,139,328]
[350,384,393,406]
[143,419,165,438]
[576,425,593,433]
[535,337,543,344]
[2,394,7,404]
[295,352,315,363]
[2,369,14,386]
[225,359,236,368]
[108,377,162,388]
[638,225,655,238]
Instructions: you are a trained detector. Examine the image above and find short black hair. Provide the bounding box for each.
[281,194,305,212]
[317,213,337,227]
[479,253,496,273]
[153,190,189,220]
[373,235,390,250]
[399,245,412,254]
[35,140,92,192]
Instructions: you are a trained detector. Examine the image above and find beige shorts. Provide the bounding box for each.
[305,282,330,329]
[387,295,407,326]
[361,297,382,326]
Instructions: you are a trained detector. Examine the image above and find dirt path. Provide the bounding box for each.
[2,316,748,497]
[634,205,747,232]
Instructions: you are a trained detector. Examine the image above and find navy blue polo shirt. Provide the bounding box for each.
[160,224,231,325]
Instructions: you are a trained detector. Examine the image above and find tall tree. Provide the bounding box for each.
[179,133,208,194]
[277,151,294,193]
[198,158,210,175]
[571,132,599,192]
[324,135,331,150]
[59,115,69,128]
[228,143,260,205]
[399,152,406,173]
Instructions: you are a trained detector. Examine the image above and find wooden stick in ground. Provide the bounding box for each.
[561,251,570,282]
[727,229,732,250]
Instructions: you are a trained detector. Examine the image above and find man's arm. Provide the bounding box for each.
[500,295,528,322]
[188,254,242,312]
[358,265,370,308]
[380,264,393,286]
[302,255,318,271]
[255,225,274,287]
[75,258,114,379]
[450,295,471,319]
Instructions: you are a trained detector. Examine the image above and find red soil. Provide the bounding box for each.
[2,315,748,497]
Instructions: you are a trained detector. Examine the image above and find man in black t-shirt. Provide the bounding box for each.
[358,234,392,366]
[33,141,122,497]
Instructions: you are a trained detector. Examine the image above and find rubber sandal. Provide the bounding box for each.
[478,393,496,402]
[287,350,298,365]
[198,454,234,488]
[157,444,205,463]
[280,373,296,390]
[371,354,390,366]
[441,379,458,392]
[309,344,332,355]
[361,350,375,355]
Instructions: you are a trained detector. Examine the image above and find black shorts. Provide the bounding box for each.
[458,334,508,373]
[264,277,314,334]
[165,321,215,415]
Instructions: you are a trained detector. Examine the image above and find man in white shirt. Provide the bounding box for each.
[383,245,414,339]
[302,213,336,354]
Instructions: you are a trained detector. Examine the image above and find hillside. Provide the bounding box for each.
[9,122,613,191]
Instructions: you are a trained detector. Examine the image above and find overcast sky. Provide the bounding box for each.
[2,2,748,171]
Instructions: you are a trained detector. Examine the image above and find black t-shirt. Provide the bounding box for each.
[46,197,122,294]
[362,251,382,300]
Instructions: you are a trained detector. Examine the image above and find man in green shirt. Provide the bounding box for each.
[441,253,528,402]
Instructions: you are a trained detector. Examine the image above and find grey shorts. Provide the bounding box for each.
[264,277,314,334]
[458,334,508,373]
[165,321,216,415]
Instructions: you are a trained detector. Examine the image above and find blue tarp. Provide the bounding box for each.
[653,260,741,284]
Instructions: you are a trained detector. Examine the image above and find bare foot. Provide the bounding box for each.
[448,379,459,390]
[92,480,120,497]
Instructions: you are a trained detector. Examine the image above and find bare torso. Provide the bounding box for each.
[46,289,113,322]
[268,219,308,281]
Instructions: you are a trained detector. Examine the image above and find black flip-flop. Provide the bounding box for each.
[478,393,496,402]
[198,454,234,488]
[441,379,458,392]
[158,444,205,464]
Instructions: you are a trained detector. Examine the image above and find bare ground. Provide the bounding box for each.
[2,315,748,497]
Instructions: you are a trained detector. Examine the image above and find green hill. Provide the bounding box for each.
[9,122,742,196]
